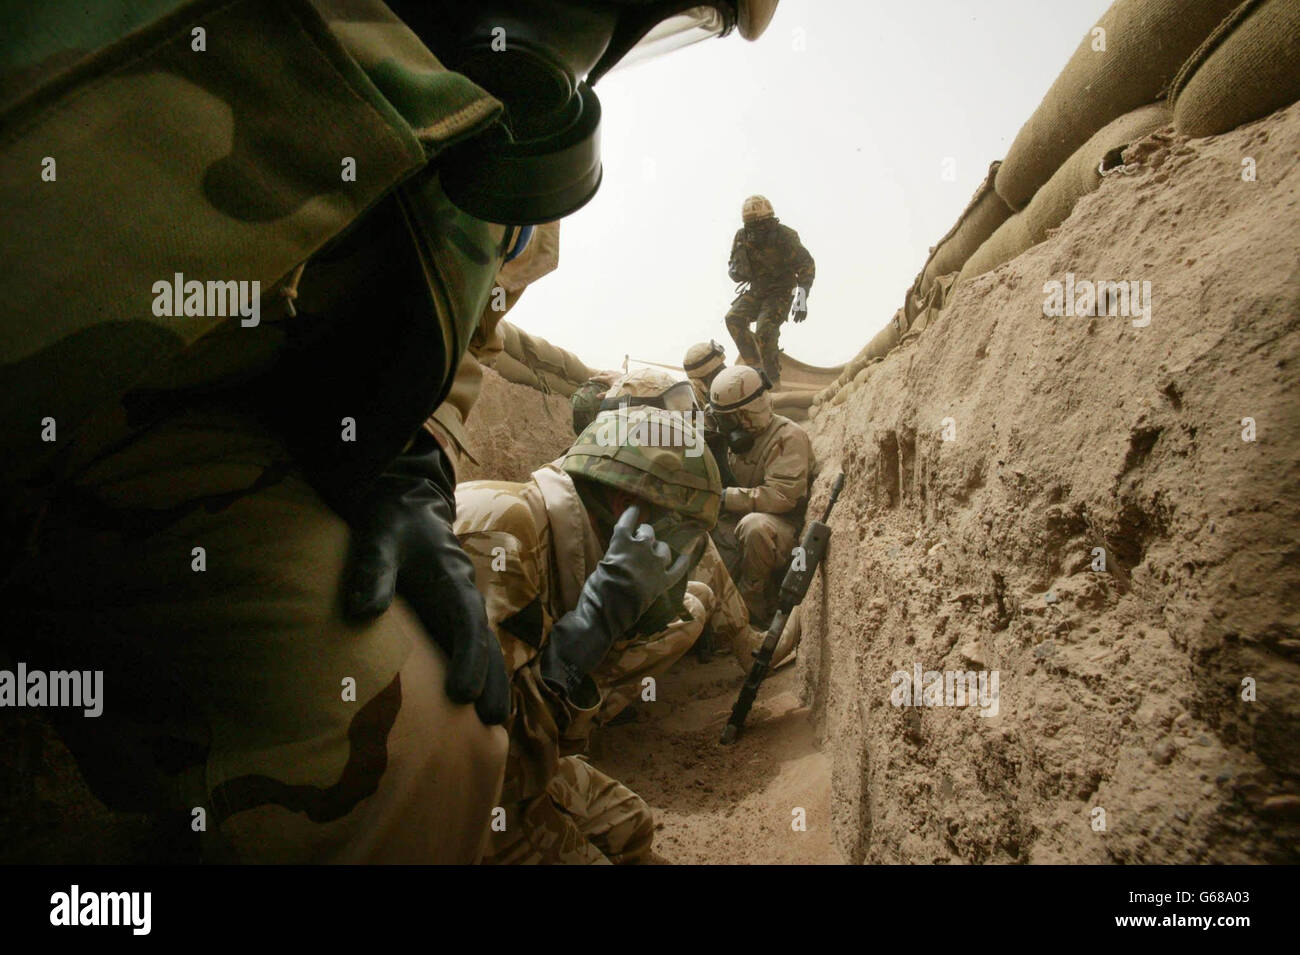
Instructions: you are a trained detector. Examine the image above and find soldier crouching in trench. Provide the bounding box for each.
[453,406,723,863]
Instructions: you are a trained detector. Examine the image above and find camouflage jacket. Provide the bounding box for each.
[727,222,816,296]
[455,463,749,806]
[724,414,815,518]
[2,0,508,512]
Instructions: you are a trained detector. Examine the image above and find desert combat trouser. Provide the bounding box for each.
[712,511,800,628]
[725,289,789,382]
[483,755,653,865]
[3,409,506,862]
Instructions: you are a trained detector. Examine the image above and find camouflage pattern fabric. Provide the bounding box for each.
[691,535,756,657]
[714,413,814,624]
[1,0,517,862]
[563,406,722,527]
[1,409,507,862]
[592,582,708,723]
[454,465,712,864]
[725,221,814,381]
[723,413,814,518]
[1,0,505,496]
[425,221,564,473]
[714,511,799,627]
[726,289,790,381]
[481,756,653,866]
[570,378,612,436]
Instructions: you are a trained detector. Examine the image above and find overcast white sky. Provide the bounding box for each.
[510,0,1114,372]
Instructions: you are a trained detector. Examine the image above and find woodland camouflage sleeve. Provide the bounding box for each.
[728,229,750,283]
[788,228,816,289]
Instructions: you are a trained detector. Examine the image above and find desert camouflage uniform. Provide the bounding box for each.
[725,223,815,382]
[455,464,718,864]
[0,0,517,861]
[714,414,815,626]
[426,221,562,473]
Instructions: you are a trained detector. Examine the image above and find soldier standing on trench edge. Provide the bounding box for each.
[724,195,815,386]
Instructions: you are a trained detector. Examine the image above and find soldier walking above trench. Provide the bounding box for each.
[724,195,815,386]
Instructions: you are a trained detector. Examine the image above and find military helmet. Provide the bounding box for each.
[601,367,698,414]
[683,341,727,382]
[709,364,773,432]
[570,377,611,435]
[742,194,775,223]
[564,406,721,527]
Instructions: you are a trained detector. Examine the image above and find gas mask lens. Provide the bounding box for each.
[661,380,698,414]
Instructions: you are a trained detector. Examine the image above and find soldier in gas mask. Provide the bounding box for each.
[0,0,779,862]
[724,195,815,385]
[453,405,722,863]
[708,365,815,629]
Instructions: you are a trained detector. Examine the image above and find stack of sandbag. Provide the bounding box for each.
[813,310,909,408]
[993,0,1242,211]
[906,162,1013,318]
[771,388,819,423]
[954,0,1282,288]
[492,321,596,398]
[958,101,1172,285]
[1169,0,1300,138]
[811,0,1300,418]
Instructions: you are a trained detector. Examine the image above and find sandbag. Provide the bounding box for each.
[918,162,1015,295]
[956,213,1032,286]
[1170,0,1300,138]
[1023,102,1171,243]
[995,0,1241,210]
[909,271,958,336]
[498,321,524,361]
[772,389,818,411]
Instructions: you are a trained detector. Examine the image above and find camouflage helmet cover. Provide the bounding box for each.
[742,194,774,223]
[603,366,697,413]
[683,340,726,381]
[709,363,772,431]
[563,406,721,527]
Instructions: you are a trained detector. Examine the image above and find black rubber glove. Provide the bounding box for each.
[341,435,510,725]
[791,286,810,323]
[540,505,692,698]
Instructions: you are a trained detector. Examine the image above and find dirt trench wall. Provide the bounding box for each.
[456,366,577,482]
[798,103,1300,864]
